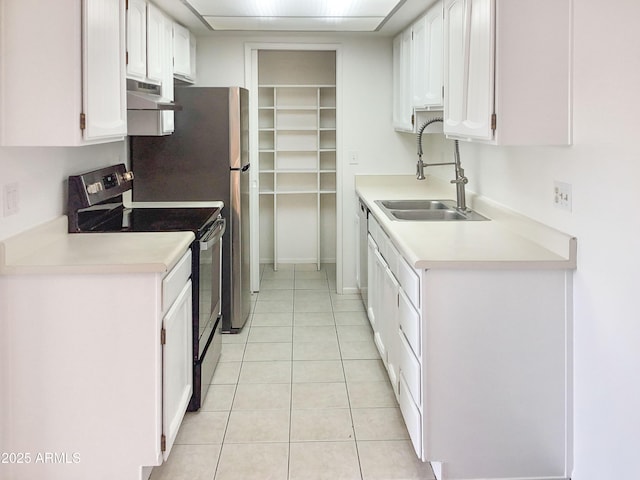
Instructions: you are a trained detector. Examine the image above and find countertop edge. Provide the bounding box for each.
[0,216,195,275]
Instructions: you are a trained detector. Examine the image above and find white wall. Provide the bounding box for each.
[0,142,128,241]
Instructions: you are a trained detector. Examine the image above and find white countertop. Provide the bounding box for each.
[0,216,194,275]
[356,175,577,270]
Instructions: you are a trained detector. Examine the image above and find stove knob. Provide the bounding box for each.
[86,182,103,195]
[122,171,135,182]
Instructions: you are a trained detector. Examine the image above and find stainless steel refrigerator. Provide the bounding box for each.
[130,86,251,333]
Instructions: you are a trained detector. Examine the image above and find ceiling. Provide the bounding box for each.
[150,0,437,36]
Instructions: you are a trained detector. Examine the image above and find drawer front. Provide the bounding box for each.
[399,289,421,358]
[162,249,192,313]
[397,254,420,309]
[399,330,421,406]
[399,374,423,460]
[386,240,400,280]
[368,215,381,248]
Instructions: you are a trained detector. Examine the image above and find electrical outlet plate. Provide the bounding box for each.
[554,181,572,211]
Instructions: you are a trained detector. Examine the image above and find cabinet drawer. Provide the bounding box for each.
[399,289,421,357]
[399,374,423,459]
[369,215,397,269]
[399,330,421,406]
[162,249,192,313]
[397,255,420,309]
[368,215,381,248]
[386,240,400,280]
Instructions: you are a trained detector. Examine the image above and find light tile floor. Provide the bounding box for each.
[151,264,435,480]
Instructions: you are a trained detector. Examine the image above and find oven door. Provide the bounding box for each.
[189,216,225,411]
[198,217,225,359]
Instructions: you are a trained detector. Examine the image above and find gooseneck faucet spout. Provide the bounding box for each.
[416,118,469,211]
[416,118,443,180]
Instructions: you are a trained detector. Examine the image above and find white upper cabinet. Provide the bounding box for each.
[394,1,444,133]
[126,0,147,81]
[392,28,413,132]
[0,0,127,146]
[411,1,444,110]
[443,0,572,145]
[161,13,176,133]
[126,0,165,86]
[173,23,196,83]
[146,3,165,84]
[126,2,176,135]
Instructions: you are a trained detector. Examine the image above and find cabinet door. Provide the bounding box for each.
[146,2,164,84]
[392,29,414,132]
[381,262,400,397]
[443,0,495,140]
[372,248,388,362]
[162,280,193,460]
[173,23,191,77]
[126,0,147,81]
[367,235,378,330]
[412,2,444,109]
[161,14,175,133]
[83,0,128,141]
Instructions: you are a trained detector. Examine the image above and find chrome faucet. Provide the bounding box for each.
[416,118,469,211]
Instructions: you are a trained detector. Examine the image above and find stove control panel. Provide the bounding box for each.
[68,164,135,232]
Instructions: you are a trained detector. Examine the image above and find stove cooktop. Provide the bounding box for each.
[77,205,221,239]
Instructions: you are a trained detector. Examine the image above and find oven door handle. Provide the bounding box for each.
[201,218,226,251]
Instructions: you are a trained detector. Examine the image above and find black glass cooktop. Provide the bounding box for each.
[77,205,220,239]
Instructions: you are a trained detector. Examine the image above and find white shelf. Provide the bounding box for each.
[258,84,336,271]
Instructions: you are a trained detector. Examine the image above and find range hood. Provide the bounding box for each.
[127,81,181,136]
[127,90,182,111]
[126,81,182,111]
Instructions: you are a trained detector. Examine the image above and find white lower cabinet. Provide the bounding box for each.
[365,210,571,480]
[0,249,193,479]
[367,216,400,399]
[160,251,193,460]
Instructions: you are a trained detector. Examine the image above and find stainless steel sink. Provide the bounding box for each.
[374,199,489,222]
[378,199,455,210]
[390,209,468,221]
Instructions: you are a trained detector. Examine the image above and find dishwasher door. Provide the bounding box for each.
[358,200,369,308]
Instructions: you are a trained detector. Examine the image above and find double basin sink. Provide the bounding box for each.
[374,199,489,222]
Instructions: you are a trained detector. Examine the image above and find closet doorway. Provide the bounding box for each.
[246,45,342,293]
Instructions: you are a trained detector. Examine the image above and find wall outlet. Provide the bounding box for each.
[348,150,359,165]
[553,181,572,211]
[3,183,20,217]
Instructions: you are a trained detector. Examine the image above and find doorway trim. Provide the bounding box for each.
[244,42,344,293]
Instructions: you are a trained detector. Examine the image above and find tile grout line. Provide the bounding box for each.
[332,275,366,480]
